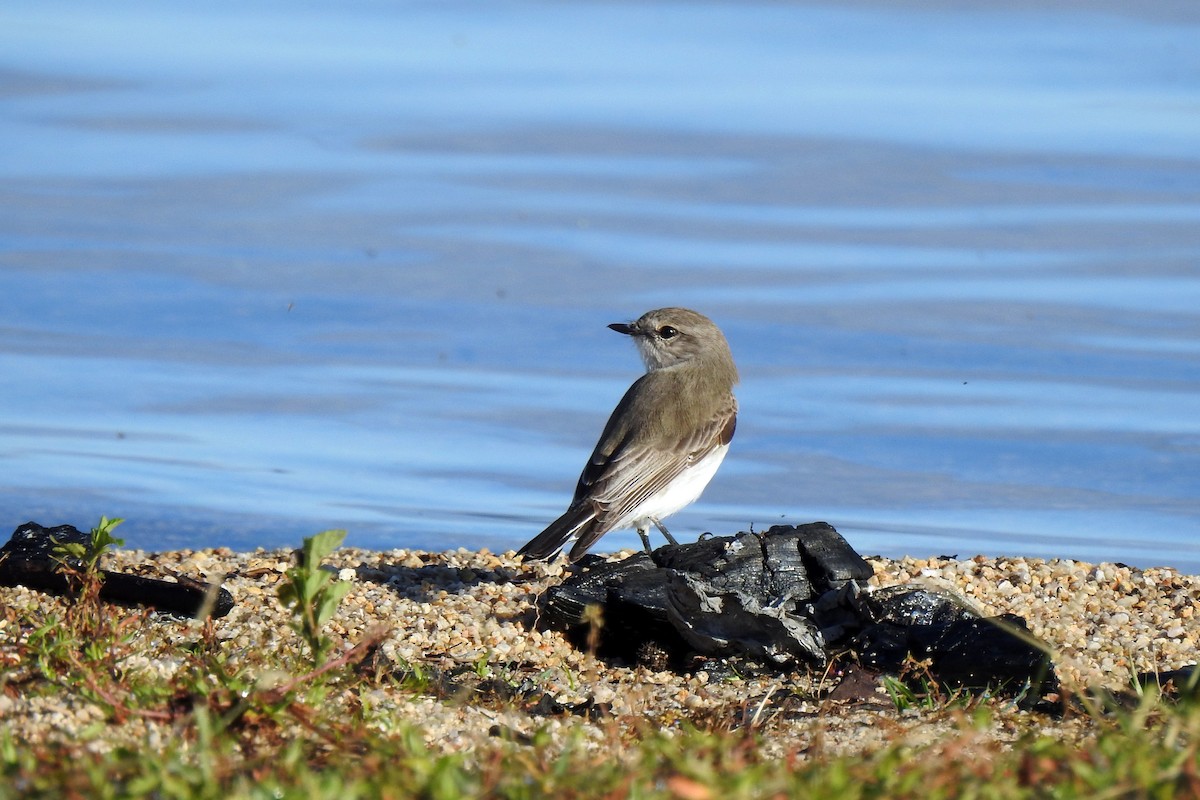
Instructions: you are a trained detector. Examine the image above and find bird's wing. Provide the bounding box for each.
[566,384,737,557]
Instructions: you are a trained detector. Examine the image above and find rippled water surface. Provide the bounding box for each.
[3,0,1199,570]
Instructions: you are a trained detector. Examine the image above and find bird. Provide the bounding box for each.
[518,307,738,562]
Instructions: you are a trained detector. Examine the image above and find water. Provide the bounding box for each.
[2,0,1199,571]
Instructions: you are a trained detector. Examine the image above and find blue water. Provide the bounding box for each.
[2,1,1199,571]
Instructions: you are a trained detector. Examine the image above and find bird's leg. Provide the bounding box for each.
[636,525,654,553]
[653,519,678,545]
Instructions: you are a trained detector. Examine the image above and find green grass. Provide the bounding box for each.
[3,692,1199,799]
[2,522,1198,799]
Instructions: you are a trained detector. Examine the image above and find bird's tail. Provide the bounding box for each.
[517,505,598,561]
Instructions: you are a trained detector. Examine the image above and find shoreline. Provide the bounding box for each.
[2,545,1198,758]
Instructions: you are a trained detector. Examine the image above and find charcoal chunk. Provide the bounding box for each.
[1,521,233,618]
[532,522,1058,702]
[863,586,981,628]
[538,524,858,668]
[665,570,825,666]
[786,522,873,587]
[542,551,662,627]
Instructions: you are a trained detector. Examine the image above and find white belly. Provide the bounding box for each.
[614,444,729,532]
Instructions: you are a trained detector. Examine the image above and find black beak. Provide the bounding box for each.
[608,322,635,335]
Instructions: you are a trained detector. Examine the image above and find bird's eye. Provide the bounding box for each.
[658,325,679,339]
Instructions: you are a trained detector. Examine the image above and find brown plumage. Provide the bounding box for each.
[519,307,738,562]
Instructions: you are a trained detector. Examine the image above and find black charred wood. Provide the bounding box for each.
[664,570,826,666]
[535,522,1058,701]
[542,551,665,626]
[653,532,782,599]
[541,552,690,665]
[540,524,869,668]
[0,521,233,618]
[849,587,1057,702]
[860,586,981,628]
[782,522,874,588]
[911,614,1057,697]
[2,521,91,565]
[1137,665,1198,698]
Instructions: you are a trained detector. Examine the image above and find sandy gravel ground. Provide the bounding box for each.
[2,545,1197,760]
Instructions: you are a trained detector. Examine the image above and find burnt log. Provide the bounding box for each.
[0,521,233,618]
[542,523,871,668]
[665,569,825,666]
[537,523,1057,699]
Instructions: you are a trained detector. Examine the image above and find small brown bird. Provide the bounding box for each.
[518,307,738,562]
